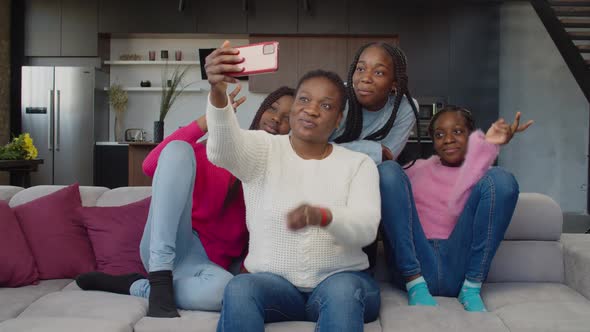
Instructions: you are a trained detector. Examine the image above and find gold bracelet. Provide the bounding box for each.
[304,206,310,225]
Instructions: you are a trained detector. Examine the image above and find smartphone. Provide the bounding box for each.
[228,41,279,77]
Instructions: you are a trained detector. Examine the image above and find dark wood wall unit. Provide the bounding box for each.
[248,35,399,93]
[128,143,157,187]
[249,36,300,92]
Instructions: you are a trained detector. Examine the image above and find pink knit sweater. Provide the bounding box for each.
[405,130,500,239]
[142,121,247,269]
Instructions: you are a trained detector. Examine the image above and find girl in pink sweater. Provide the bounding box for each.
[77,85,295,317]
[380,106,533,312]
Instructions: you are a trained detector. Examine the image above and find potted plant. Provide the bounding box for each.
[155,64,191,143]
[108,84,128,142]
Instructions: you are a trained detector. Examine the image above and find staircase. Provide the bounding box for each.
[531,0,590,102]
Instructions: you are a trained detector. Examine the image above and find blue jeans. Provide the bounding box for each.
[129,141,234,311]
[378,161,519,297]
[217,271,380,332]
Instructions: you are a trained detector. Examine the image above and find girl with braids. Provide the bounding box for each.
[206,41,381,332]
[332,41,418,164]
[76,85,295,317]
[380,106,533,312]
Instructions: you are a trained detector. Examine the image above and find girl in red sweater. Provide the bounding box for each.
[77,85,295,317]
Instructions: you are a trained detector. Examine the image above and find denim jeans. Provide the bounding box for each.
[129,141,233,311]
[378,160,519,297]
[217,271,380,332]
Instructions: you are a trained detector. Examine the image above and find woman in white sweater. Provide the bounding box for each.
[205,41,381,332]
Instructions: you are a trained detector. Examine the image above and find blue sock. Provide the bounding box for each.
[406,276,437,306]
[458,279,487,312]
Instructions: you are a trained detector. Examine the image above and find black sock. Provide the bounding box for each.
[147,270,179,318]
[75,272,144,295]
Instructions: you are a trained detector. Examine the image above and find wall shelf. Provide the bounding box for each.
[104,60,200,65]
[103,87,206,92]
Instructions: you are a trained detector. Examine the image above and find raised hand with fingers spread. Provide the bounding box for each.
[485,112,534,145]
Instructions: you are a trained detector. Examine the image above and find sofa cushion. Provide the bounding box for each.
[133,311,382,332]
[0,186,23,202]
[494,301,590,332]
[0,317,131,332]
[12,184,96,279]
[9,185,109,208]
[18,290,147,326]
[378,285,509,332]
[80,197,150,276]
[0,201,38,287]
[482,282,589,312]
[0,279,71,322]
[96,187,152,207]
[487,240,564,283]
[504,193,563,241]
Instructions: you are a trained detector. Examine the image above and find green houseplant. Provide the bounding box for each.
[154,64,191,142]
[108,84,128,142]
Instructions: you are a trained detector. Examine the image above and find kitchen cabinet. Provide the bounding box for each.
[94,144,128,189]
[25,0,98,57]
[195,0,247,33]
[24,0,61,56]
[61,0,98,56]
[348,0,398,35]
[247,0,298,34]
[99,0,196,33]
[298,0,348,34]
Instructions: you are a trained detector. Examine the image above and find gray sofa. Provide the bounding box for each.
[1,185,590,332]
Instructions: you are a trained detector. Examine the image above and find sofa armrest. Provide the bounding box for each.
[562,234,590,300]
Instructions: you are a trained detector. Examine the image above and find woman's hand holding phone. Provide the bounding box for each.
[204,41,244,108]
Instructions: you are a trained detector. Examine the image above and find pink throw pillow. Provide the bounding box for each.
[80,197,150,276]
[13,184,96,279]
[0,201,39,287]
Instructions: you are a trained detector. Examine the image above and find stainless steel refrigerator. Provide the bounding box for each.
[21,66,108,186]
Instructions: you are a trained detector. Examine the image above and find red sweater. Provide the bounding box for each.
[142,121,247,270]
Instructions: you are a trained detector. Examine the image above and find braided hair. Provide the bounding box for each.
[248,86,295,130]
[224,86,295,209]
[295,69,347,113]
[334,42,419,143]
[427,105,475,139]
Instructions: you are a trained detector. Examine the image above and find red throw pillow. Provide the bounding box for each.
[0,201,39,287]
[80,198,150,276]
[12,184,96,279]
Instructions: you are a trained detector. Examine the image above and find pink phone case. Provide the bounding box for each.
[229,41,279,77]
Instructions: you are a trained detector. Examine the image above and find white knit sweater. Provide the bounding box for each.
[206,97,381,289]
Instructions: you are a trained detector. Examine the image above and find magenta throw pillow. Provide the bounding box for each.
[80,197,150,276]
[13,183,96,279]
[0,201,39,287]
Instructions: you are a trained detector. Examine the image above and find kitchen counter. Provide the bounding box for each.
[95,141,129,146]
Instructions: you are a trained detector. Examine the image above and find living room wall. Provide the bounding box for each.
[0,0,11,185]
[499,2,589,212]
